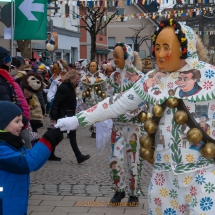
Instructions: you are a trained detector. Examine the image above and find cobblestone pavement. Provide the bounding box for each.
[29,117,153,214]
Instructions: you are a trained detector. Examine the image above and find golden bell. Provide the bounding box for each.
[82,92,86,98]
[200,142,215,159]
[85,91,90,96]
[138,112,147,122]
[97,90,102,95]
[144,119,158,134]
[174,110,188,125]
[186,128,203,144]
[152,105,164,118]
[101,92,106,99]
[94,86,99,91]
[139,148,155,160]
[139,147,146,158]
[88,87,92,91]
[166,98,179,108]
[139,134,154,148]
[147,158,155,164]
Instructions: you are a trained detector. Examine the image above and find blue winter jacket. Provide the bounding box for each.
[0,140,51,215]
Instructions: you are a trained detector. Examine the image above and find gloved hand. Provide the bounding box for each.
[42,128,63,147]
[55,116,79,133]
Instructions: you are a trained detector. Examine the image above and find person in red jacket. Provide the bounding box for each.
[0,46,31,148]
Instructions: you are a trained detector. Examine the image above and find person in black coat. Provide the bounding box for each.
[50,69,90,163]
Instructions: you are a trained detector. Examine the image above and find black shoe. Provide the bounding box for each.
[91,132,96,138]
[77,154,90,164]
[127,196,139,207]
[48,155,61,161]
[109,191,125,205]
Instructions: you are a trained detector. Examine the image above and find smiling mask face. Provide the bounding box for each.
[155,27,182,72]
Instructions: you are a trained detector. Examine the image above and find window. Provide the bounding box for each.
[65,3,70,17]
[117,8,125,15]
[108,37,116,50]
[97,19,106,35]
[108,6,116,12]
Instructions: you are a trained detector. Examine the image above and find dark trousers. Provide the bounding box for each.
[51,130,82,158]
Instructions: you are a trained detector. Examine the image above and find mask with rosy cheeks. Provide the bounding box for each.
[155,27,182,72]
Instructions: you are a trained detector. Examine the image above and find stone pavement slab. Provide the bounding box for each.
[28,118,152,214]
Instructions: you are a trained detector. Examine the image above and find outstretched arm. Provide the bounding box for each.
[55,85,144,131]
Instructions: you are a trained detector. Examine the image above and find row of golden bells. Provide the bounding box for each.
[82,86,106,99]
[138,97,215,162]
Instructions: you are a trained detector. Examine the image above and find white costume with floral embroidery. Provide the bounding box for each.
[73,25,215,213]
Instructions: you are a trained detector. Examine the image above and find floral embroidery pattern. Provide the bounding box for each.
[159,188,168,198]
[195,175,206,185]
[191,197,198,208]
[172,178,179,189]
[163,154,169,162]
[166,126,170,132]
[200,197,213,211]
[205,70,215,79]
[186,154,195,163]
[210,104,215,111]
[190,186,197,196]
[185,194,192,203]
[127,94,134,100]
[86,104,98,112]
[154,173,165,186]
[167,82,174,89]
[154,197,162,207]
[169,189,178,199]
[102,103,108,109]
[179,204,187,213]
[163,208,176,215]
[204,182,215,194]
[170,200,178,209]
[203,80,213,90]
[184,176,193,185]
[155,207,162,215]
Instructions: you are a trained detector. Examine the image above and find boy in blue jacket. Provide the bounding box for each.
[0,101,63,215]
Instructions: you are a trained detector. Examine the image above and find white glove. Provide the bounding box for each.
[43,89,49,93]
[53,79,60,84]
[54,116,79,132]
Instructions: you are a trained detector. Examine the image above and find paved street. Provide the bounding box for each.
[28,117,153,215]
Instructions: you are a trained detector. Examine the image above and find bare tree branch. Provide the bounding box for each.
[69,3,117,60]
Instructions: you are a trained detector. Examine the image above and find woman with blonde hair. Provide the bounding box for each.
[50,69,90,162]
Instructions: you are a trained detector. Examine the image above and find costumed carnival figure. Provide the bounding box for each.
[102,62,115,97]
[45,59,69,113]
[55,19,215,214]
[80,60,107,138]
[74,61,86,113]
[104,43,147,205]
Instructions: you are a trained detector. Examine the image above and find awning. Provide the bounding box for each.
[96,49,111,54]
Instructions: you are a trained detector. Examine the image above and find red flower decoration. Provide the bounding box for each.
[172,24,176,28]
[102,102,108,109]
[152,47,155,52]
[86,104,98,112]
[160,23,164,27]
[182,48,187,54]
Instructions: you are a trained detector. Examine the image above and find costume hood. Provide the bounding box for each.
[180,24,199,69]
[114,42,140,74]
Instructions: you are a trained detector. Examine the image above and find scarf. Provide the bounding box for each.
[0,132,24,149]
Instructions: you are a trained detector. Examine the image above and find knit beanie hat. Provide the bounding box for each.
[0,46,11,67]
[0,101,22,130]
